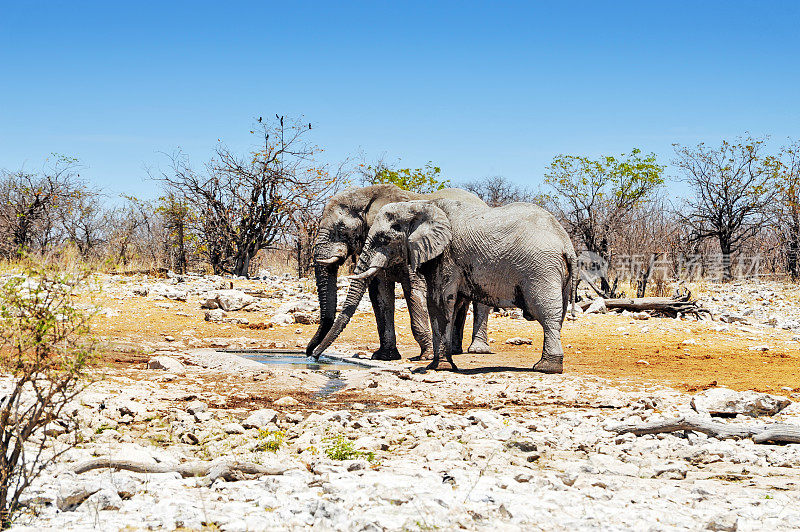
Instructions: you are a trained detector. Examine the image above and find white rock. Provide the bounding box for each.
[214,290,257,311]
[201,297,220,309]
[276,300,318,315]
[691,388,791,417]
[57,481,102,511]
[147,356,186,375]
[505,337,533,345]
[187,400,208,415]
[222,422,245,434]
[270,313,295,326]
[150,283,188,301]
[274,396,301,407]
[204,309,226,322]
[132,285,149,296]
[242,409,279,429]
[79,488,122,511]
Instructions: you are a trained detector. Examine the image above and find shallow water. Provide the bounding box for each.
[224,350,364,399]
[240,353,363,371]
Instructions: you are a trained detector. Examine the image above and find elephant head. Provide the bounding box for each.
[311,201,452,358]
[306,185,418,356]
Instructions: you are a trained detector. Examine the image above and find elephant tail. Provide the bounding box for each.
[562,252,577,324]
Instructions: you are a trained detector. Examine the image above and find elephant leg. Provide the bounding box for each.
[400,271,435,361]
[527,286,564,374]
[368,273,401,361]
[426,288,459,372]
[467,302,492,354]
[451,303,467,354]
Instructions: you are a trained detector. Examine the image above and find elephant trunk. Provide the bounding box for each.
[306,262,340,356]
[306,229,344,356]
[311,248,378,358]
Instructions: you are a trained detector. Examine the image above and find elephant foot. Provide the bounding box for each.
[409,350,435,361]
[371,347,402,361]
[467,340,492,354]
[426,359,458,372]
[532,356,563,374]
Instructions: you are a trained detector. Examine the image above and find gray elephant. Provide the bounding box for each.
[312,198,576,373]
[306,184,492,361]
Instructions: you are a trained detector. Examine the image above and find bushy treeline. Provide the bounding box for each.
[0,155,167,270]
[0,119,350,276]
[2,126,799,284]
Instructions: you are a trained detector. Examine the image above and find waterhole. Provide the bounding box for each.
[222,349,371,399]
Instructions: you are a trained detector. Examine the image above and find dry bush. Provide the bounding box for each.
[0,262,98,527]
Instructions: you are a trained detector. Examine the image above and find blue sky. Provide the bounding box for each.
[1,1,798,199]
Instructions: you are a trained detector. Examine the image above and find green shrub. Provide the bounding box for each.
[322,435,374,461]
[256,429,285,452]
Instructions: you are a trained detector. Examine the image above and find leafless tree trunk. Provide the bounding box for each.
[673,136,778,281]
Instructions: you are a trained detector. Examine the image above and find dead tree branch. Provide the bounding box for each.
[72,458,295,482]
[610,415,800,444]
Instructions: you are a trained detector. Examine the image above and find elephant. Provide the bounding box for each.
[312,198,577,374]
[306,184,492,361]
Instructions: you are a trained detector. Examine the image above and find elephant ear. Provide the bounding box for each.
[407,202,452,270]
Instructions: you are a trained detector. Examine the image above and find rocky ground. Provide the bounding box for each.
[5,271,800,530]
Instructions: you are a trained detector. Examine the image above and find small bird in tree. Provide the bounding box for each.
[308,123,312,129]
[257,116,262,123]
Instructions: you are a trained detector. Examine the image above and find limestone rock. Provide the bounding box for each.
[204,309,226,322]
[691,388,791,417]
[270,313,294,326]
[276,300,318,315]
[132,285,149,296]
[222,422,245,434]
[214,289,257,311]
[242,408,279,429]
[57,481,102,511]
[274,396,301,407]
[187,400,208,415]
[201,298,220,309]
[79,489,123,511]
[505,337,533,345]
[150,283,188,301]
[147,356,186,375]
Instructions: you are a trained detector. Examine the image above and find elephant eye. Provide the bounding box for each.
[390,223,402,233]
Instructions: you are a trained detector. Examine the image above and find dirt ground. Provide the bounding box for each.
[90,288,800,396]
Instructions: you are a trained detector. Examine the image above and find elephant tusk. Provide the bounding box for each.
[316,256,342,265]
[346,266,382,281]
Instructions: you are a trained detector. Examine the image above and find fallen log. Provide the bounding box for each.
[610,415,800,444]
[580,290,711,319]
[113,267,169,277]
[72,458,295,481]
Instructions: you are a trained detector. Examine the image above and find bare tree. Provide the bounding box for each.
[775,139,800,279]
[160,117,342,277]
[156,193,192,274]
[462,175,538,207]
[287,162,350,277]
[673,136,778,281]
[0,156,82,258]
[59,186,106,258]
[103,196,165,268]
